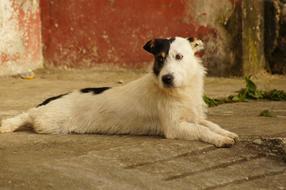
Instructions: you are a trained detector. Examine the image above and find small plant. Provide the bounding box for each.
[229,76,264,102]
[204,76,286,107]
[263,89,286,101]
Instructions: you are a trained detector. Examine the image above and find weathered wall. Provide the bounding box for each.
[187,0,243,76]
[0,0,43,76]
[242,0,266,75]
[1,0,272,76]
[265,0,286,74]
[40,0,240,76]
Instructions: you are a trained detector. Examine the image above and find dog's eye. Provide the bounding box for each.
[175,54,183,60]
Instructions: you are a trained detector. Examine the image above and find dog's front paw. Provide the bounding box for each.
[215,137,235,148]
[225,131,239,142]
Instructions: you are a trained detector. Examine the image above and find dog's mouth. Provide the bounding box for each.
[163,83,174,88]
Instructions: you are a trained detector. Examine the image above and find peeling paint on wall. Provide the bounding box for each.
[40,0,196,68]
[0,0,42,76]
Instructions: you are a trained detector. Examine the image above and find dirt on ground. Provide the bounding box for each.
[0,68,286,189]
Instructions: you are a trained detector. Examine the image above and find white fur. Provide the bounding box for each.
[0,37,238,147]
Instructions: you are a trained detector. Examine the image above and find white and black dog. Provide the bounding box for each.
[0,37,238,147]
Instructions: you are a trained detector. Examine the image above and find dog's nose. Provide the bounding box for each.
[162,74,174,87]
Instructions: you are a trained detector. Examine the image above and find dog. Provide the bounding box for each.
[0,37,238,147]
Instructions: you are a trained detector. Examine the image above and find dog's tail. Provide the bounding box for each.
[0,112,32,133]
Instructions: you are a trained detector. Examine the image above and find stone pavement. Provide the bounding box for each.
[0,69,285,190]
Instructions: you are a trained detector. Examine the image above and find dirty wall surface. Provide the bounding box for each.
[40,0,240,76]
[0,0,42,76]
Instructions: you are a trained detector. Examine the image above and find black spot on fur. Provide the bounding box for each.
[143,38,175,76]
[36,87,110,107]
[37,93,69,107]
[153,52,167,76]
[80,87,111,94]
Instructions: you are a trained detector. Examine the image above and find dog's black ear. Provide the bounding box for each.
[143,39,156,54]
[187,37,195,43]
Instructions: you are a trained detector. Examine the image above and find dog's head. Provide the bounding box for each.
[143,37,205,89]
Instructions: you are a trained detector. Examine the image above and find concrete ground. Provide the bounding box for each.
[0,69,286,190]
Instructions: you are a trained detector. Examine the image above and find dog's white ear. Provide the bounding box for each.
[187,37,205,53]
[143,39,156,54]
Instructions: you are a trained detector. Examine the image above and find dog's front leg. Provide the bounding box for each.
[199,119,239,141]
[163,120,235,147]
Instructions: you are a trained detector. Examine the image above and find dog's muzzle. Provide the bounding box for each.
[162,74,174,87]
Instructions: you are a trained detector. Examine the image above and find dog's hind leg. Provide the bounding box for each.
[0,112,32,133]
